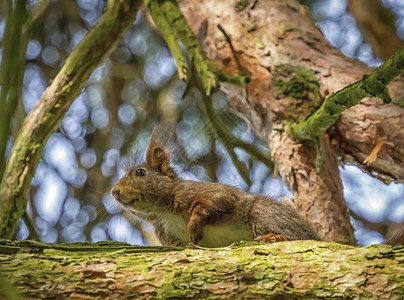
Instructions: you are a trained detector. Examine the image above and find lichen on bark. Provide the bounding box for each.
[0,239,403,299]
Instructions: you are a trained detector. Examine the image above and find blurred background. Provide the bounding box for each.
[0,0,403,246]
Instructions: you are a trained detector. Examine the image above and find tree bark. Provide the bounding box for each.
[177,0,404,243]
[0,239,403,299]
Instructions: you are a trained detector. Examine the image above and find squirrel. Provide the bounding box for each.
[111,123,320,247]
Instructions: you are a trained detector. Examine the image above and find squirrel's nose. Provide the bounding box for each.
[112,188,120,199]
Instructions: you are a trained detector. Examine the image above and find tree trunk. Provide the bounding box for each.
[0,239,403,299]
[177,0,404,243]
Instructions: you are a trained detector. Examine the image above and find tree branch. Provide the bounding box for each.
[290,48,404,169]
[291,48,404,142]
[0,0,28,178]
[0,0,142,239]
[146,0,250,95]
[145,0,189,81]
[0,239,403,298]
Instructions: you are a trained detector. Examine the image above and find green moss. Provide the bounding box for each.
[273,64,320,103]
[58,80,73,96]
[2,240,404,298]
[235,0,249,11]
[291,48,404,144]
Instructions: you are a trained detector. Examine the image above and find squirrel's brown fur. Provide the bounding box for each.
[112,124,320,247]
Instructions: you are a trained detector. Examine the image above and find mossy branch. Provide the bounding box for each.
[1,239,404,299]
[145,0,250,95]
[291,48,404,141]
[0,0,142,239]
[0,0,28,178]
[144,0,188,81]
[22,0,50,34]
[290,48,404,169]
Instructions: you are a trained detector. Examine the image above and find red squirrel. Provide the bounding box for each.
[111,123,320,247]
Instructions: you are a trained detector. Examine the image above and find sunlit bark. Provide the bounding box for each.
[1,240,403,299]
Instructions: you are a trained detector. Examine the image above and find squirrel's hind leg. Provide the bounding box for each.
[255,233,288,243]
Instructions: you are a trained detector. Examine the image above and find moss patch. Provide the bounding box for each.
[273,64,321,103]
[1,239,404,298]
[272,64,322,123]
[235,0,249,11]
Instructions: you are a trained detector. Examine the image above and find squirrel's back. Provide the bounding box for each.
[152,180,320,246]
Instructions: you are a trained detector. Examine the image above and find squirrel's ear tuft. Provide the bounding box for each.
[148,146,168,169]
[146,123,177,178]
[147,146,175,177]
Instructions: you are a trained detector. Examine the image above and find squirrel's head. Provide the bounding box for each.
[111,123,178,213]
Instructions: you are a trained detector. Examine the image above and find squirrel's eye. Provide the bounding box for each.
[135,169,146,177]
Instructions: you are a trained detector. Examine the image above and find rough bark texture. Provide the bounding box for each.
[0,239,403,299]
[177,0,404,243]
[0,0,142,239]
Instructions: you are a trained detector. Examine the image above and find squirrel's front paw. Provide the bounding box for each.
[189,231,203,245]
[188,217,203,245]
[255,233,288,243]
